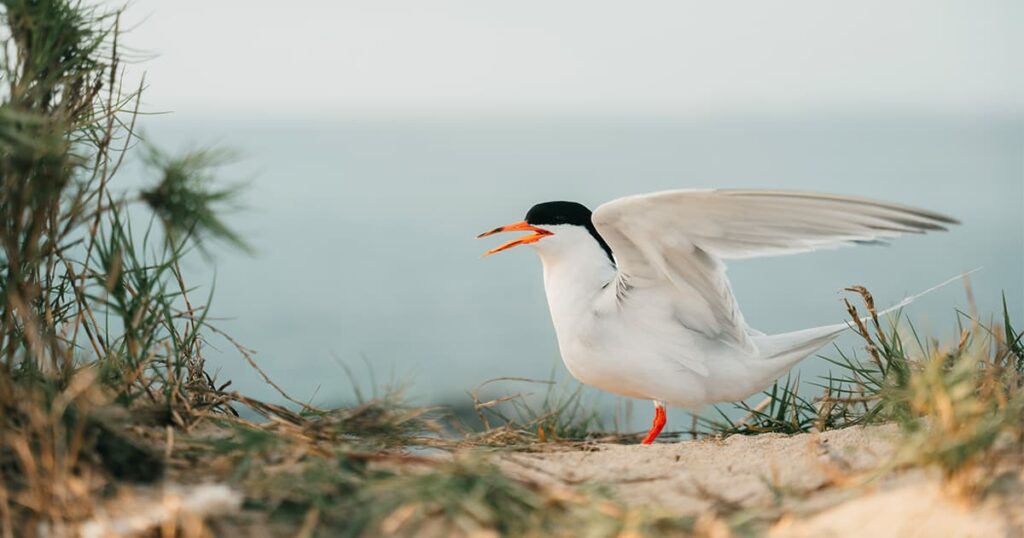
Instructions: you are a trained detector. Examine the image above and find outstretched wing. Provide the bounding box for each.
[592,189,957,352]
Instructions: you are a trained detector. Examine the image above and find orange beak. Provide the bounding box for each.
[477,220,552,256]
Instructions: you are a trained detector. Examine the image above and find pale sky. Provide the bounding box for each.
[113,1,1022,115]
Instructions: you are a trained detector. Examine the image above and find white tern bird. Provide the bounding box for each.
[478,189,958,444]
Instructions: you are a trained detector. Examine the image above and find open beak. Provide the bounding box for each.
[477,220,552,256]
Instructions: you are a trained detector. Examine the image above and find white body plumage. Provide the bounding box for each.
[535,223,845,408]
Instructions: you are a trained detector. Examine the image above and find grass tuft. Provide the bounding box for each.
[141,146,249,254]
[468,377,619,445]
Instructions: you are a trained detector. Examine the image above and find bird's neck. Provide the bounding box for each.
[537,240,617,334]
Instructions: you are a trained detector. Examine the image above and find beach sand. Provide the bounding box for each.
[498,424,1021,537]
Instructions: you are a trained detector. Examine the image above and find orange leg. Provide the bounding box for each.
[641,401,667,445]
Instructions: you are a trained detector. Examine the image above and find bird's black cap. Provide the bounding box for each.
[524,201,614,262]
[524,201,594,227]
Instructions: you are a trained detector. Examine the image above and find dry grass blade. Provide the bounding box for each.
[206,324,326,414]
[843,293,884,369]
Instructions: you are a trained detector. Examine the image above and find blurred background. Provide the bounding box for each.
[112,1,1021,430]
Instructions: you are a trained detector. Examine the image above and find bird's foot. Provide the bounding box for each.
[640,401,667,445]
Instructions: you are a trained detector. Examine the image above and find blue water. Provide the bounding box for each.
[137,113,1023,430]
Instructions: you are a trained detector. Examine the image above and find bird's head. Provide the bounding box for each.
[477,201,613,261]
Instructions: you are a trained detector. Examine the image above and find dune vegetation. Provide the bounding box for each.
[0,2,1021,536]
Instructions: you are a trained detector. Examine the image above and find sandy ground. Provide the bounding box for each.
[498,425,1023,537]
[74,424,1022,537]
